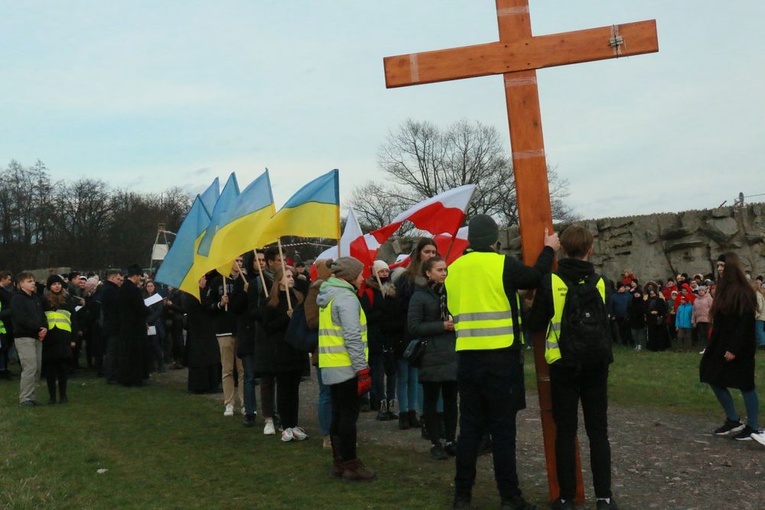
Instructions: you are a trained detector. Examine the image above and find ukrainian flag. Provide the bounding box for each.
[257,169,341,246]
[196,173,240,258]
[154,178,219,298]
[204,170,276,271]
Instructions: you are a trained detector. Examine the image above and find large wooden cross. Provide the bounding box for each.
[383,0,658,503]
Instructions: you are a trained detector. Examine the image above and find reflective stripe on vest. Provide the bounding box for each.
[45,309,72,332]
[445,251,521,351]
[317,297,368,368]
[544,273,606,364]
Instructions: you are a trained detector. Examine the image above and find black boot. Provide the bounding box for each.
[330,436,344,477]
[398,413,411,430]
[407,410,421,428]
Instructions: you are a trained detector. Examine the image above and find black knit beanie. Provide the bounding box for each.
[467,214,499,249]
[46,274,66,290]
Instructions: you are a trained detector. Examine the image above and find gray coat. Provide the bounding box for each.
[407,278,457,382]
[316,277,368,385]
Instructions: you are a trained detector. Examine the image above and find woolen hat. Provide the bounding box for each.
[330,257,364,282]
[468,214,499,248]
[46,274,66,289]
[372,260,390,275]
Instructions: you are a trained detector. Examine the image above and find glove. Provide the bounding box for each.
[356,368,371,396]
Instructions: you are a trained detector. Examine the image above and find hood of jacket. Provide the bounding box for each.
[317,277,357,309]
[556,258,595,283]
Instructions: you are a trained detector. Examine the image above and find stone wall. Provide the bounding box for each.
[502,203,765,282]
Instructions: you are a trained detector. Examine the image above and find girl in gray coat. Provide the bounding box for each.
[408,256,458,460]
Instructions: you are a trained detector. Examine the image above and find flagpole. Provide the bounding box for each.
[223,274,228,311]
[277,239,292,311]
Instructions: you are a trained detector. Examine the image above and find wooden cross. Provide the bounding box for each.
[383,0,658,503]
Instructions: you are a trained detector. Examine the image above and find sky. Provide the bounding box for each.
[2,1,764,221]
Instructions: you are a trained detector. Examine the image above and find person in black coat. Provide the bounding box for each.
[257,266,309,442]
[0,270,15,380]
[359,260,400,421]
[407,257,457,460]
[182,273,222,393]
[700,252,761,439]
[116,265,149,387]
[99,269,123,382]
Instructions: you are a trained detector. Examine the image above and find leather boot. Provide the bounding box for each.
[408,409,421,428]
[330,436,344,477]
[398,413,411,430]
[341,458,377,481]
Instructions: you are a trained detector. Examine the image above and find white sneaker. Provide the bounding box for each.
[241,407,246,416]
[281,427,294,442]
[291,426,308,441]
[699,349,706,354]
[752,430,765,447]
[322,435,332,449]
[263,418,275,435]
[223,404,234,417]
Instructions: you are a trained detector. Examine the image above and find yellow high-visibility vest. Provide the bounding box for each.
[0,301,6,334]
[446,251,521,351]
[45,309,72,332]
[318,297,368,368]
[544,273,607,364]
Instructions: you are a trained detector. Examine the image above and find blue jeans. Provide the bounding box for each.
[710,383,760,429]
[316,367,332,436]
[396,359,421,413]
[756,320,765,347]
[240,354,258,416]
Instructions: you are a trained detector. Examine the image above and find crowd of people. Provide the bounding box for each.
[2,223,765,510]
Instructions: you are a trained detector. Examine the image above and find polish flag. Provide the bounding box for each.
[368,185,476,244]
[388,226,469,269]
[313,209,376,277]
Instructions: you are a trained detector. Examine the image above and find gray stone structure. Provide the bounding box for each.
[382,203,765,283]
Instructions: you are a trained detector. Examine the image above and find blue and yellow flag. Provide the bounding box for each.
[154,184,217,299]
[204,170,276,271]
[256,169,341,246]
[197,173,240,258]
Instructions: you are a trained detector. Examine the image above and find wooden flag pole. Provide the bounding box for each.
[222,275,228,311]
[254,249,269,298]
[277,239,292,311]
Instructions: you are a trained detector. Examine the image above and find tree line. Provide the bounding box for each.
[0,160,191,273]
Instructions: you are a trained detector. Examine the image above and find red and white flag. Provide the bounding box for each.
[314,209,376,275]
[369,184,476,244]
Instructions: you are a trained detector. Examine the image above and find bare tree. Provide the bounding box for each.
[354,119,577,229]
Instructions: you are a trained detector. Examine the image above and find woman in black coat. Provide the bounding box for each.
[700,252,761,439]
[257,266,309,442]
[182,274,222,394]
[407,256,457,460]
[644,287,669,351]
[42,275,77,404]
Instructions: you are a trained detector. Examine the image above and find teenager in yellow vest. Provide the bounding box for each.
[317,257,374,481]
[446,214,558,510]
[528,225,618,510]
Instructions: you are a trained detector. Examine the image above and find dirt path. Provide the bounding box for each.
[161,367,765,509]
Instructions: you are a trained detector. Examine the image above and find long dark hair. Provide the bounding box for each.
[711,252,756,318]
[404,238,438,282]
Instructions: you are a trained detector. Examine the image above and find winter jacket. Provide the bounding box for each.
[627,291,646,328]
[700,309,756,391]
[360,277,405,356]
[675,302,693,329]
[608,290,631,319]
[316,277,368,385]
[407,277,456,382]
[692,293,713,325]
[11,290,46,339]
[257,289,308,374]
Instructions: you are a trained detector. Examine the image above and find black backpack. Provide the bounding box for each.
[558,273,612,363]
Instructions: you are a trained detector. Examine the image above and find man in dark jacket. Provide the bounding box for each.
[99,269,123,383]
[446,214,558,510]
[116,264,149,387]
[528,224,618,510]
[0,270,16,379]
[11,272,47,406]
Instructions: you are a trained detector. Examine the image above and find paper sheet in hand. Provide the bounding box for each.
[144,294,163,307]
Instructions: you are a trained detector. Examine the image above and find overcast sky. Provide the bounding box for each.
[2,1,763,220]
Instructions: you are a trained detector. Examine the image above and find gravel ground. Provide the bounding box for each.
[163,366,765,510]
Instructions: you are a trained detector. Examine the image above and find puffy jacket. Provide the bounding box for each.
[407,277,456,382]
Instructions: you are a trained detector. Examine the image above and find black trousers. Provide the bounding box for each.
[44,358,69,400]
[455,349,525,500]
[550,362,612,501]
[422,380,458,444]
[330,376,360,461]
[275,370,302,429]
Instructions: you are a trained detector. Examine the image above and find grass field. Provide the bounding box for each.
[1,345,762,509]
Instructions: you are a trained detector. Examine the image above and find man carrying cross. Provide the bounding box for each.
[445,215,559,510]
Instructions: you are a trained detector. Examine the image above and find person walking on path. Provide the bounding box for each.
[528,224,619,510]
[445,214,558,510]
[700,252,762,440]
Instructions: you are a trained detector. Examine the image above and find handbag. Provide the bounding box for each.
[285,303,319,352]
[403,338,427,368]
